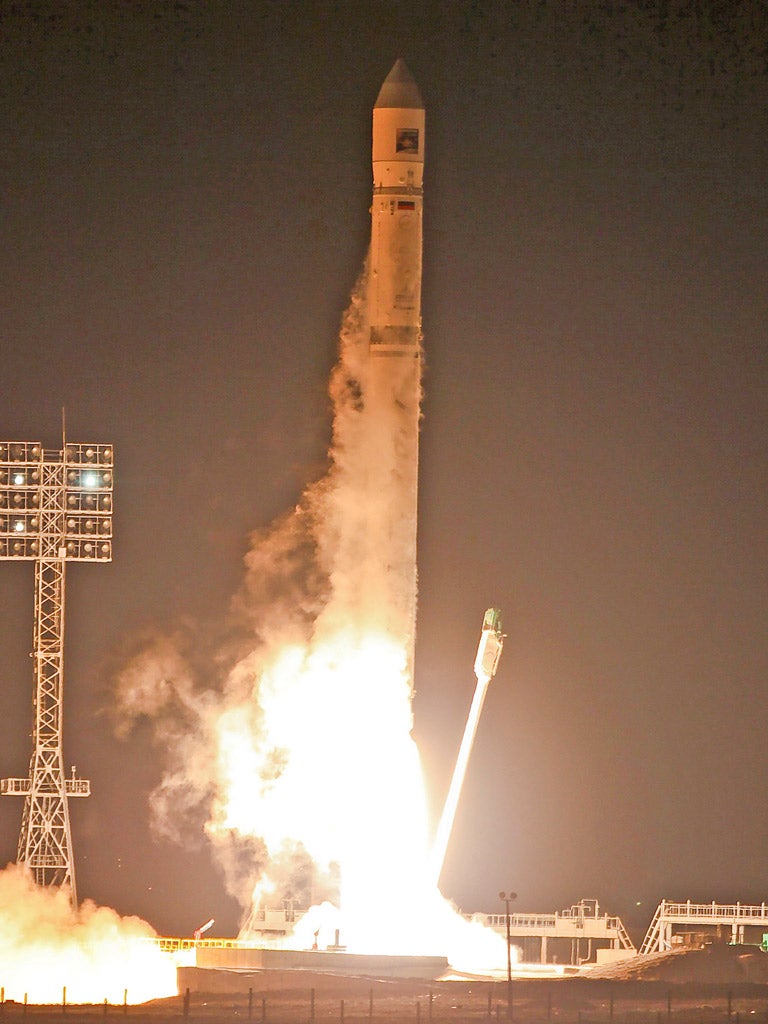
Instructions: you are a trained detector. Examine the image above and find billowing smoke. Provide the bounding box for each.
[112,267,507,969]
[113,266,416,905]
[0,864,175,1003]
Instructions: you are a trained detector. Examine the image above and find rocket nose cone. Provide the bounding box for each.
[375,58,423,110]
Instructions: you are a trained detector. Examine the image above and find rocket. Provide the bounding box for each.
[367,59,424,688]
[370,59,424,356]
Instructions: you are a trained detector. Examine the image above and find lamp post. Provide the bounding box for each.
[499,890,517,1020]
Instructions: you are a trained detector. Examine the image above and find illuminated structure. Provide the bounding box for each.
[641,900,768,953]
[430,608,505,887]
[0,439,113,906]
[478,899,636,966]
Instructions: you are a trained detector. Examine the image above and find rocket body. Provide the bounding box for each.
[370,60,424,355]
[368,59,424,688]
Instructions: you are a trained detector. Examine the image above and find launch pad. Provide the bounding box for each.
[177,946,449,993]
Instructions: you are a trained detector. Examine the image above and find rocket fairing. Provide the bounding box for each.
[370,59,424,357]
[368,59,424,688]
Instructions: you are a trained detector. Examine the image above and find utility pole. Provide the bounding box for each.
[0,438,113,906]
[499,891,517,1020]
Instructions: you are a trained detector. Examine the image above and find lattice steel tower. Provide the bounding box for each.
[0,439,113,906]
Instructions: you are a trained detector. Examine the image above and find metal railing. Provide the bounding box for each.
[641,899,768,954]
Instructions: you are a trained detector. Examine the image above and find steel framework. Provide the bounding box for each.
[641,899,768,953]
[477,899,636,965]
[0,439,113,906]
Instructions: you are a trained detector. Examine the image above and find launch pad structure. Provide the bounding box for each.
[478,899,635,966]
[158,897,635,980]
[640,900,768,953]
[159,899,768,986]
[0,438,114,906]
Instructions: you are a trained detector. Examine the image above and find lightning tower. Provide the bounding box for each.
[0,438,113,906]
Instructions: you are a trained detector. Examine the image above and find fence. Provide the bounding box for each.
[2,982,768,1024]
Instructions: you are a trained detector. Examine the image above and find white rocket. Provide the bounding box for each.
[368,59,424,686]
[370,59,424,355]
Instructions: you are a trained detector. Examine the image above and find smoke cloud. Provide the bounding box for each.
[108,263,506,972]
[0,864,175,1003]
[111,266,419,920]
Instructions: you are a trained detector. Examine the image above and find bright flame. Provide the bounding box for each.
[0,865,176,1004]
[200,626,509,967]
[210,635,424,875]
[112,266,512,974]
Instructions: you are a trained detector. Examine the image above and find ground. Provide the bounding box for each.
[6,949,768,1024]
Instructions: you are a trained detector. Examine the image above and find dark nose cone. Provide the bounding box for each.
[375,59,423,110]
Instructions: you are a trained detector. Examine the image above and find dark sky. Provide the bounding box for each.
[0,1,766,945]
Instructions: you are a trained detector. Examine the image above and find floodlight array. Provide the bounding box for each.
[0,441,114,561]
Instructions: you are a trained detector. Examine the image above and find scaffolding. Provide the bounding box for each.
[476,899,636,965]
[0,439,113,906]
[641,899,768,953]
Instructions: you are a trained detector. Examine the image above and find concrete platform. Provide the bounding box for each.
[178,947,449,992]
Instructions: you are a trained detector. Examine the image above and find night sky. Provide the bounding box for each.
[0,1,766,945]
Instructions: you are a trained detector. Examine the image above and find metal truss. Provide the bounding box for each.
[0,440,113,906]
[641,899,768,953]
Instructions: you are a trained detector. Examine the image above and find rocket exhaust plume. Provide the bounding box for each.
[112,61,509,973]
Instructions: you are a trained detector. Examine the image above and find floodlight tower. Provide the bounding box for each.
[0,439,113,907]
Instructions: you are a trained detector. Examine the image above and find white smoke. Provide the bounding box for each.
[0,864,176,1004]
[112,264,423,911]
[111,266,508,970]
